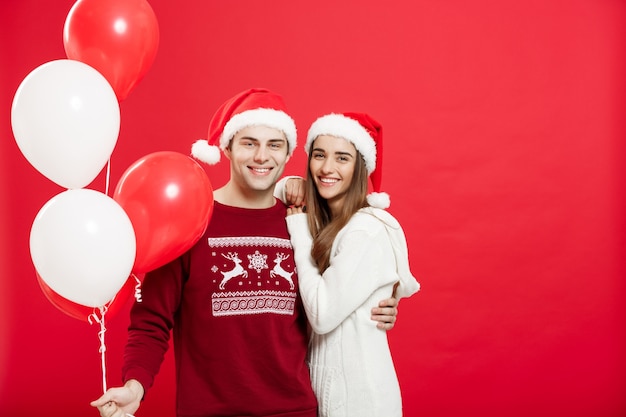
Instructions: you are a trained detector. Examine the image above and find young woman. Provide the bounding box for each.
[283,112,420,417]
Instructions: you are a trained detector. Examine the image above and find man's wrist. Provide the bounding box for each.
[125,379,145,400]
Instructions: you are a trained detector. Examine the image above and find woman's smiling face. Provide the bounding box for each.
[309,134,357,216]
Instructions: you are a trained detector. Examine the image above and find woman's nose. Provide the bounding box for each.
[320,158,334,173]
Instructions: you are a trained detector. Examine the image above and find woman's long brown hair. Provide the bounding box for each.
[305,138,370,272]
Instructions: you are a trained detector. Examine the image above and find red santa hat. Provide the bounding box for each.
[191,88,297,165]
[305,112,390,209]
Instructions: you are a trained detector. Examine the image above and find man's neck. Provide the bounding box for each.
[213,182,277,209]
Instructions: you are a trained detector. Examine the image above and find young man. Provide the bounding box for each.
[91,88,398,417]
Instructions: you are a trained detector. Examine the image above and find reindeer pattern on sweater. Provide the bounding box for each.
[208,235,297,317]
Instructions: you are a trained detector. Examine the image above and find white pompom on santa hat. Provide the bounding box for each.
[191,88,297,165]
[305,112,390,209]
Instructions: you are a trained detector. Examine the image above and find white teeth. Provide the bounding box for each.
[320,178,338,184]
[252,168,270,173]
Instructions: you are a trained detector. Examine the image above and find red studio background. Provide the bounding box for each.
[1,1,625,416]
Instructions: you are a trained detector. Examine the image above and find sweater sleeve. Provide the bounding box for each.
[287,214,398,335]
[122,256,185,394]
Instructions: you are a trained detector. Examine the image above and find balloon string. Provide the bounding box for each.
[133,273,142,303]
[105,158,111,196]
[88,305,109,394]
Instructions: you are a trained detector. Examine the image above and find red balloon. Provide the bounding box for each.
[114,152,214,273]
[63,0,159,101]
[37,273,139,323]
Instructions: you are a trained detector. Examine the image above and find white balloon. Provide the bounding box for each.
[11,59,120,189]
[30,189,136,307]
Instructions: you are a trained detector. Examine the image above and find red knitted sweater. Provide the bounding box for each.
[123,201,317,417]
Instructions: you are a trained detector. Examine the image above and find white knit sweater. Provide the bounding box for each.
[286,207,420,417]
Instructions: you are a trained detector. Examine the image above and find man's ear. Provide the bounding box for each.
[223,145,232,160]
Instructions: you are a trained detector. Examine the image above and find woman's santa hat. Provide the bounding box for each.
[191,88,297,165]
[305,112,390,209]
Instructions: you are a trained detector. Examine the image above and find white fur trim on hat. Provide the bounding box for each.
[367,192,390,209]
[221,108,297,155]
[191,139,221,165]
[306,113,376,173]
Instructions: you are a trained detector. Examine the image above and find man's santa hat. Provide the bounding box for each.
[305,112,390,209]
[191,88,297,165]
